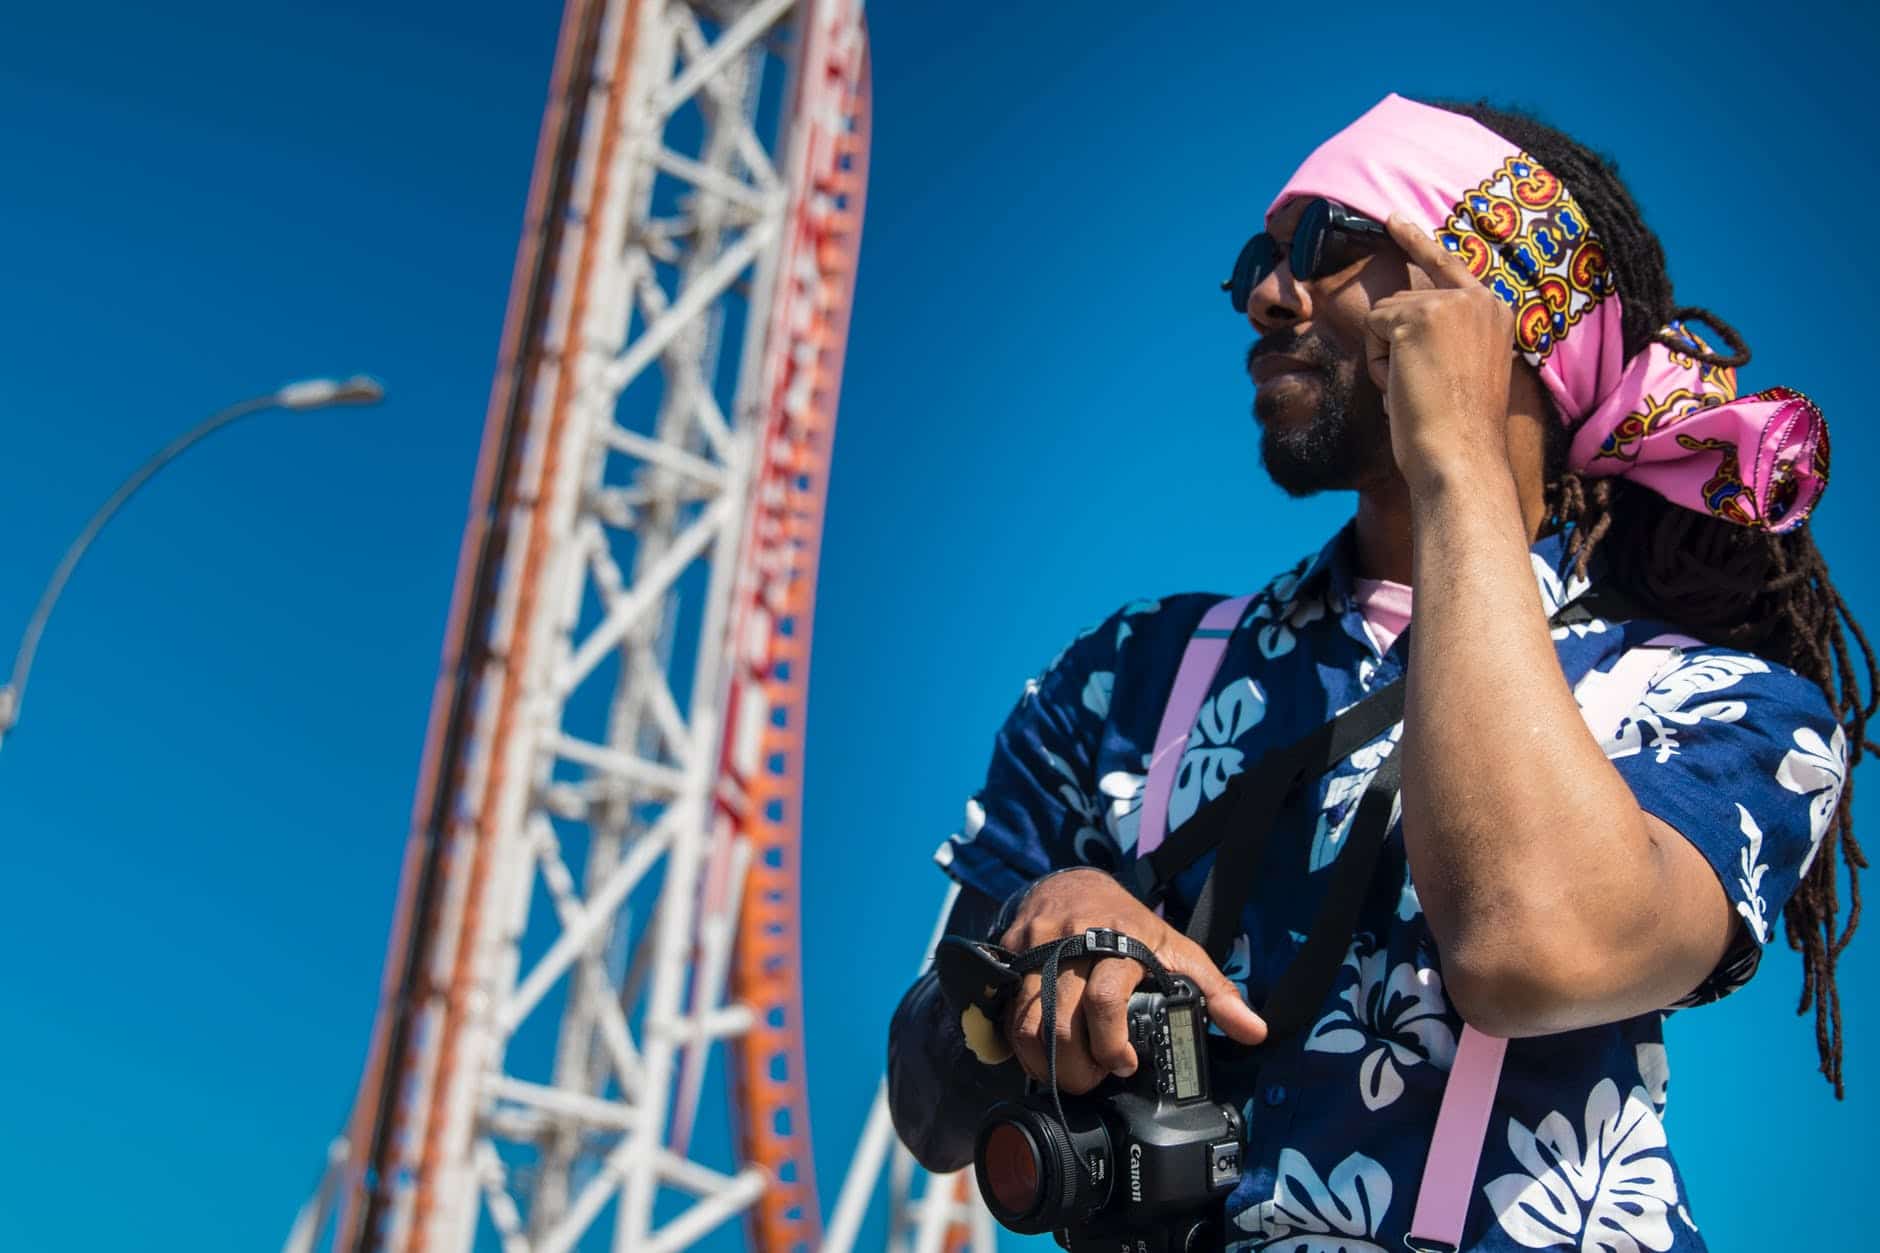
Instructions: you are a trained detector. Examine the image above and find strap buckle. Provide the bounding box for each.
[1082,927,1126,956]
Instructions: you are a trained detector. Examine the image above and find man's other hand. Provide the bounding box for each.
[999,868,1268,1094]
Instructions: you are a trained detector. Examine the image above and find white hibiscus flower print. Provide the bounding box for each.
[934,796,989,869]
[1305,942,1457,1111]
[1210,934,1254,1040]
[1356,653,1379,690]
[1553,616,1612,642]
[1535,552,1607,640]
[1486,1079,1678,1253]
[1223,934,1253,994]
[1309,724,1403,872]
[1776,723,1847,876]
[1039,619,1101,678]
[1531,551,1591,618]
[1113,597,1162,650]
[1168,677,1268,828]
[1098,766,1147,853]
[1235,1148,1393,1252]
[1732,803,1771,944]
[953,797,987,845]
[1040,748,1118,870]
[1635,1042,1669,1114]
[1601,652,1769,764]
[1242,571,1327,660]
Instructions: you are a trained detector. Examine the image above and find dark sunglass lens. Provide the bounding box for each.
[1292,198,1331,280]
[1317,232,1374,274]
[1229,234,1277,312]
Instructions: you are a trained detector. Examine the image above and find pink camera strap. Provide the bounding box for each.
[1136,593,1255,862]
[1137,595,1694,1250]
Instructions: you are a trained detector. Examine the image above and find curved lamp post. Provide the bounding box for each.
[0,375,386,752]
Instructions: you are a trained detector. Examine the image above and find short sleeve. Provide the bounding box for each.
[933,598,1189,902]
[1601,645,1848,1005]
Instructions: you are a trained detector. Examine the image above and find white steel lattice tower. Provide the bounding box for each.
[273,1,928,1249]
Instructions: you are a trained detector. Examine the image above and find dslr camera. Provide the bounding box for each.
[945,930,1244,1253]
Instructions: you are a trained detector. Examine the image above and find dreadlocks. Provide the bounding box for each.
[1424,97,1876,1096]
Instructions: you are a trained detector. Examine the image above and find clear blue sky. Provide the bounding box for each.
[1,2,1874,1250]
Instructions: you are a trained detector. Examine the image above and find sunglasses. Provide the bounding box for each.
[1223,198,1390,314]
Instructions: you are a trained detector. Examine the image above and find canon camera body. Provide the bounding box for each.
[970,970,1243,1253]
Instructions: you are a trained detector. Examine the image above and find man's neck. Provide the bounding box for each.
[1350,413,1554,585]
[1353,478,1417,585]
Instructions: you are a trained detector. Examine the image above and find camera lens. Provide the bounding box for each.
[980,1121,1042,1217]
[974,1102,1111,1234]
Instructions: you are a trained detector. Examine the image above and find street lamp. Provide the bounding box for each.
[0,376,387,752]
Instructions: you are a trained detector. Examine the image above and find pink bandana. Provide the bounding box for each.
[1265,93,1828,533]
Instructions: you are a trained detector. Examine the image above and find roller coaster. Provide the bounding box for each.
[285,3,991,1250]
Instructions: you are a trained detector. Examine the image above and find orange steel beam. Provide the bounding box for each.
[401,1,648,1246]
[334,1,615,1247]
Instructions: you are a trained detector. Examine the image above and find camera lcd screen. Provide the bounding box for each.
[1167,1005,1200,1099]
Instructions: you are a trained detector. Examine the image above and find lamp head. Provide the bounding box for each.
[276,376,386,410]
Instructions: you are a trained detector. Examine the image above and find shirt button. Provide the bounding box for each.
[1263,1083,1287,1107]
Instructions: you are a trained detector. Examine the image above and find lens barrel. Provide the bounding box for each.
[973,1101,1111,1234]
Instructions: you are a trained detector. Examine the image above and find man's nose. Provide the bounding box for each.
[1246,260,1308,335]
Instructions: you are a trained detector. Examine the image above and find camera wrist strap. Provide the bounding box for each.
[1004,927,1173,1182]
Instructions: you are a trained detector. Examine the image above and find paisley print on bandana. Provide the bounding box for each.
[1589,323,1740,467]
[1675,434,1756,527]
[1439,154,1615,366]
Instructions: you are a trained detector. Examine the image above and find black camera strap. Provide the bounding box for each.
[1126,678,1408,920]
[1170,691,1408,1049]
[1178,682,1407,966]
[1246,750,1402,1042]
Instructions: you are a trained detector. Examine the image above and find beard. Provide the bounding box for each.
[1248,334,1391,497]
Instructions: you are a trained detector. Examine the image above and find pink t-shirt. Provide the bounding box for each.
[1352,576,1413,654]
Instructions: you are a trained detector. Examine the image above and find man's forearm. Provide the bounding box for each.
[1399,467,1665,1026]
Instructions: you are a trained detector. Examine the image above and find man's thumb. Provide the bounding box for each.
[1168,954,1267,1045]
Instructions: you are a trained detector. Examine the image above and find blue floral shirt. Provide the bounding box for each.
[933,523,1846,1252]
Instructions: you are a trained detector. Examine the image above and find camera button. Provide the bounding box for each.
[1262,1083,1288,1107]
[1209,1140,1241,1186]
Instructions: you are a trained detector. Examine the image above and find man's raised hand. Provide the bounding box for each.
[1363,213,1519,494]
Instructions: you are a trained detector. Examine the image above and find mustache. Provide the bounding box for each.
[1246,333,1336,379]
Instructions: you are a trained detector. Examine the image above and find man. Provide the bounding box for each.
[887,95,1868,1251]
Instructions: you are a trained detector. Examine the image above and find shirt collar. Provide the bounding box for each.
[1295,517,1602,616]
